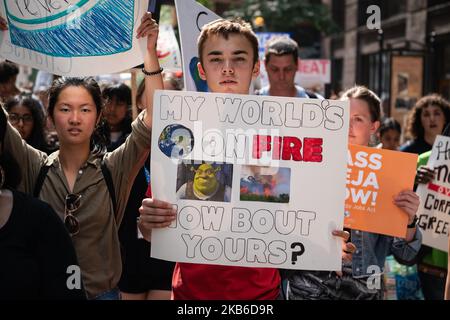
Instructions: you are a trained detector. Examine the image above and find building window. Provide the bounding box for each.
[331,58,343,95]
[436,43,450,100]
[360,52,390,99]
[428,0,450,8]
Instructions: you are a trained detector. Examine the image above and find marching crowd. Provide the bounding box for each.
[0,12,449,301]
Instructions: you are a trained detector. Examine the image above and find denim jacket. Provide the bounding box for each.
[285,228,422,300]
[351,228,422,277]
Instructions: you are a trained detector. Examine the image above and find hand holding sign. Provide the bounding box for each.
[139,198,177,241]
[415,166,435,185]
[332,230,357,276]
[140,195,357,271]
[137,12,159,52]
[393,190,420,226]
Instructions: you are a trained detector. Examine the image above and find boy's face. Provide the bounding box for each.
[198,34,259,95]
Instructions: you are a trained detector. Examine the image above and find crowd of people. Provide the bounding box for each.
[0,12,449,301]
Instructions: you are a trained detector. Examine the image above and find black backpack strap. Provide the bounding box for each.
[33,161,117,216]
[33,165,50,197]
[101,160,117,218]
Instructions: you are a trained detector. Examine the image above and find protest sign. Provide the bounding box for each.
[150,90,350,270]
[174,0,220,92]
[0,0,149,76]
[344,144,418,238]
[416,135,450,251]
[297,59,331,88]
[157,24,182,72]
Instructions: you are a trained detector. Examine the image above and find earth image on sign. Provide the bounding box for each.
[158,124,194,159]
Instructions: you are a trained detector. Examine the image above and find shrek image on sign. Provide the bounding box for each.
[176,162,233,202]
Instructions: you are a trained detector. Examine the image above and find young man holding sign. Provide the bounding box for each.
[138,18,354,300]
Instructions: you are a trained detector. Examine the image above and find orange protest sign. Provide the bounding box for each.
[344,144,418,238]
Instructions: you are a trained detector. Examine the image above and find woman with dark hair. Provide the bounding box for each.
[0,148,85,299]
[400,94,450,154]
[0,13,163,300]
[102,83,132,151]
[378,117,402,151]
[4,94,54,154]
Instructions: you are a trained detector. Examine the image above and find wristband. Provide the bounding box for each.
[142,67,163,76]
[407,216,418,228]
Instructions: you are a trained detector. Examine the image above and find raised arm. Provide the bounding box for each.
[136,12,164,128]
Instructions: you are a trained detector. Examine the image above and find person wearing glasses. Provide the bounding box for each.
[0,13,162,300]
[102,83,133,152]
[4,94,54,154]
[0,148,86,300]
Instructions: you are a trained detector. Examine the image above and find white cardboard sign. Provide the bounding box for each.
[0,0,149,76]
[416,135,450,252]
[150,90,350,270]
[174,0,220,92]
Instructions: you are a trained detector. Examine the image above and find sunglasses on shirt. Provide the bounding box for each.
[64,193,82,236]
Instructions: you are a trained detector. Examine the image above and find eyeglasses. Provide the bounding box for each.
[8,113,33,125]
[64,193,82,236]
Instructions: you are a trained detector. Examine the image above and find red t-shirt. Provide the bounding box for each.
[171,262,280,300]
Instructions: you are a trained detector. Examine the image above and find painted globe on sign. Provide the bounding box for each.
[158,124,194,159]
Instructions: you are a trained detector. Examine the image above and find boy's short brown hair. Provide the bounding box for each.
[197,18,259,66]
